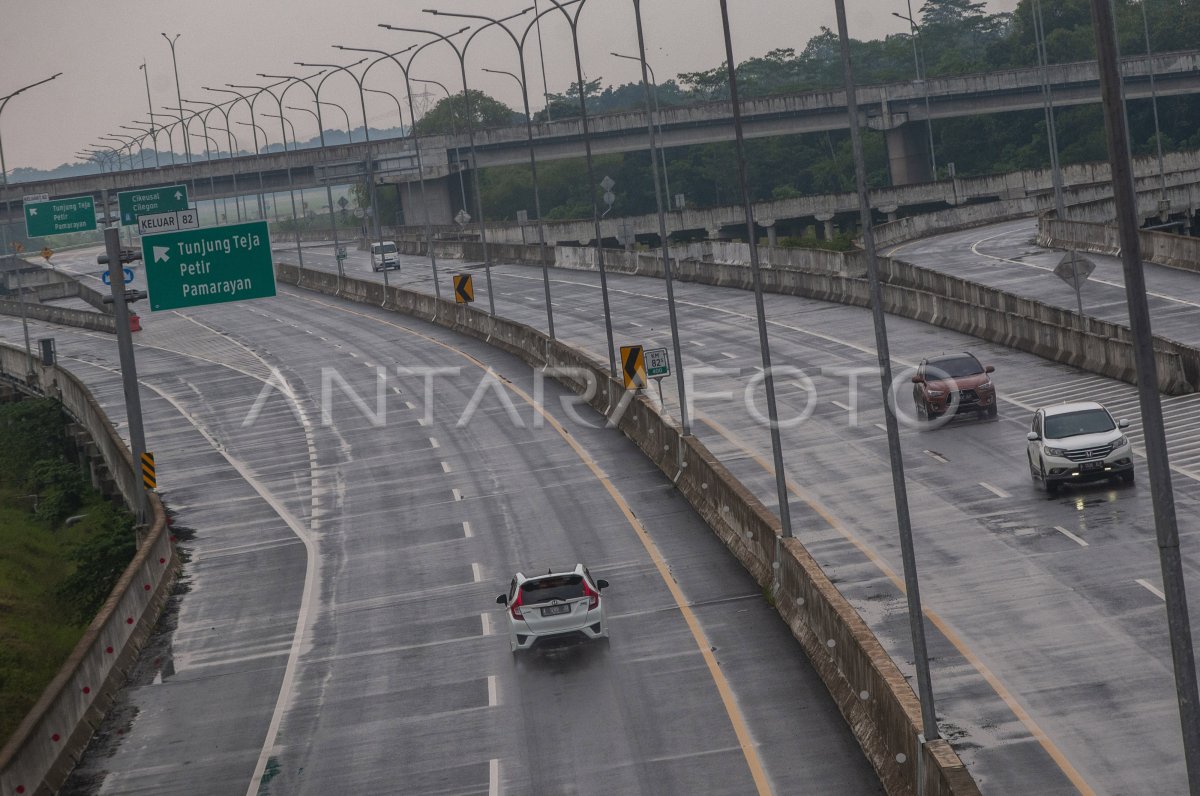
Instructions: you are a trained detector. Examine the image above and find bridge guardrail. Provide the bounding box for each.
[0,343,175,796]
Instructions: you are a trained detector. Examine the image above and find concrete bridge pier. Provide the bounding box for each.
[815,212,836,241]
[392,173,456,227]
[885,122,934,185]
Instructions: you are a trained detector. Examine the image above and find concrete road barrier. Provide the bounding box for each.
[0,343,175,796]
[278,261,981,796]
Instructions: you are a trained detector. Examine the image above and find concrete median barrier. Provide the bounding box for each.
[277,261,981,796]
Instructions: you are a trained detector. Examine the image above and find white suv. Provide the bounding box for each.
[497,564,609,653]
[1026,401,1134,493]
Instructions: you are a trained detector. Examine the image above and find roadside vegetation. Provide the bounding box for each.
[0,398,136,744]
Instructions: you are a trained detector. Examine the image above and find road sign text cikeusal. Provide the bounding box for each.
[142,220,275,311]
[119,184,189,226]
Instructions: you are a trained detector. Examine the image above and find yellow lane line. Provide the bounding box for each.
[286,291,774,796]
[697,413,1094,796]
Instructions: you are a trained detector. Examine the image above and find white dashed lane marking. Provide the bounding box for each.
[1136,579,1166,600]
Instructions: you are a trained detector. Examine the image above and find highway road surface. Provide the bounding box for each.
[10,247,881,795]
[266,227,1200,795]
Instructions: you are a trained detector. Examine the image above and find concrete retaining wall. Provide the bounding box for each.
[0,343,175,796]
[1042,216,1200,276]
[0,299,117,334]
[548,244,1196,395]
[277,261,980,796]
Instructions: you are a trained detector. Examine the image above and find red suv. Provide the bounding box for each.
[912,352,998,422]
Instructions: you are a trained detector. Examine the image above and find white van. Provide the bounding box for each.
[370,241,399,272]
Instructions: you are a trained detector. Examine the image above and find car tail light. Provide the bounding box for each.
[582,581,599,610]
[510,592,524,619]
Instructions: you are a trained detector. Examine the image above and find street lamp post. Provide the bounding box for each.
[138,62,162,167]
[286,101,347,283]
[892,4,937,180]
[261,70,349,290]
[410,77,468,214]
[121,124,159,169]
[364,86,413,240]
[0,73,63,188]
[837,0,942,754]
[383,17,532,318]
[541,0,619,377]
[630,0,690,435]
[231,74,325,268]
[185,97,243,221]
[715,0,795,546]
[0,73,63,309]
[1140,0,1167,201]
[166,104,220,223]
[161,33,191,163]
[333,41,446,299]
[208,84,277,220]
[298,57,391,292]
[610,50,671,204]
[1090,2,1200,790]
[427,4,567,341]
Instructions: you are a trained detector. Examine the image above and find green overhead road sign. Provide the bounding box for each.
[142,220,276,311]
[118,184,189,226]
[24,195,97,237]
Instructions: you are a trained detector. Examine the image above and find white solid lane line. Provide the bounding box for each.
[472,562,482,583]
[980,482,1011,498]
[462,520,473,538]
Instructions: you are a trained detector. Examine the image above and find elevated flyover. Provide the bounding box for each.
[3,50,1198,227]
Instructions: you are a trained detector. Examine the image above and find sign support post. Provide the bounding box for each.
[103,226,150,526]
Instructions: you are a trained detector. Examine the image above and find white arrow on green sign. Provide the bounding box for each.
[141,220,276,311]
[118,184,189,226]
[24,195,97,237]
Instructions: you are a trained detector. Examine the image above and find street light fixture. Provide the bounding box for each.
[534,0,619,376]
[260,70,346,285]
[231,75,325,267]
[1139,0,1167,201]
[891,6,937,180]
[610,50,671,203]
[334,41,443,298]
[161,34,191,163]
[0,73,63,187]
[383,16,530,318]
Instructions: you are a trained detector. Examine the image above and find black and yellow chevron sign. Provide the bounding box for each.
[620,345,646,390]
[141,451,156,490]
[453,273,474,304]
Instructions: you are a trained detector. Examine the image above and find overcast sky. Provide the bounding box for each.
[0,0,1018,175]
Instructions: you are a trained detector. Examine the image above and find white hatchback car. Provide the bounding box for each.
[1027,401,1134,493]
[497,564,609,653]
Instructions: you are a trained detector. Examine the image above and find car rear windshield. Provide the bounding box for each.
[927,357,982,378]
[1044,409,1115,438]
[520,575,585,604]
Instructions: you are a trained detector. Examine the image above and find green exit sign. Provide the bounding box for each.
[142,220,276,311]
[24,195,97,237]
[118,184,189,226]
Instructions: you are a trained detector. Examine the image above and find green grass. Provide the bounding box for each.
[0,486,115,743]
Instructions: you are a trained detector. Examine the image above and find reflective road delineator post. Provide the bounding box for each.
[141,452,156,490]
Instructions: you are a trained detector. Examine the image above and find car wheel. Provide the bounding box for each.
[914,399,926,421]
[1029,455,1039,483]
[1040,462,1060,494]
[1120,469,1135,485]
[987,402,998,420]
